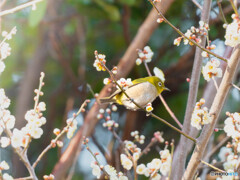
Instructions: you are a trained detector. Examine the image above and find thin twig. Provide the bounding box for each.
[96,52,196,143]
[168,140,174,179]
[192,0,203,10]
[0,0,44,17]
[217,0,228,24]
[212,77,219,91]
[205,136,230,160]
[139,138,157,157]
[85,143,110,178]
[232,83,240,91]
[143,62,183,129]
[3,128,37,179]
[14,176,33,180]
[200,160,225,173]
[149,0,228,63]
[229,0,239,16]
[32,100,88,168]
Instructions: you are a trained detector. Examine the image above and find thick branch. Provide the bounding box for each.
[183,45,240,179]
[172,0,212,178]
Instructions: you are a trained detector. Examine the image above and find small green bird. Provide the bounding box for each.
[99,68,169,110]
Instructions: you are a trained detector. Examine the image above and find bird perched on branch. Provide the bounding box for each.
[99,67,169,110]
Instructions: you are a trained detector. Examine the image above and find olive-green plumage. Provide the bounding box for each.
[99,76,168,110]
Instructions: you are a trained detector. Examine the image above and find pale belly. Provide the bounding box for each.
[120,82,158,110]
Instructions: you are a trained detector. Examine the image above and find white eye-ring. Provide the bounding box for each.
[158,82,162,86]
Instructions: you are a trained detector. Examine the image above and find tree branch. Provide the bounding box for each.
[183,44,240,179]
[172,0,212,178]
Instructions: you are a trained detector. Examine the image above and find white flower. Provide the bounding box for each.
[120,154,133,170]
[201,51,209,58]
[199,21,204,27]
[146,103,153,112]
[29,126,43,139]
[149,158,162,170]
[219,147,233,162]
[224,113,240,139]
[144,167,151,177]
[67,118,77,139]
[2,173,13,180]
[0,89,10,109]
[104,165,117,179]
[160,161,171,176]
[191,99,212,130]
[0,61,5,74]
[223,155,240,171]
[136,46,154,64]
[191,114,202,130]
[116,78,133,90]
[225,20,240,47]
[136,164,146,175]
[25,109,38,123]
[103,78,111,85]
[0,110,15,130]
[106,120,114,127]
[152,173,161,180]
[91,162,101,179]
[38,102,46,111]
[136,58,142,65]
[93,54,106,71]
[173,37,182,46]
[0,42,11,59]
[4,114,15,130]
[0,161,9,170]
[0,137,10,148]
[133,152,140,161]
[184,30,192,45]
[11,128,24,148]
[119,175,128,180]
[202,59,222,82]
[160,149,170,159]
[124,140,135,150]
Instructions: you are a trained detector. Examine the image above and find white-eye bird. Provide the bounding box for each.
[99,67,169,110]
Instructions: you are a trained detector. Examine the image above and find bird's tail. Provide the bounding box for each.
[99,97,116,104]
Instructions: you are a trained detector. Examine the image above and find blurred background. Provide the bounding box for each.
[0,0,240,179]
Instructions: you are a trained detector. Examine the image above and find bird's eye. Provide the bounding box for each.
[158,82,162,86]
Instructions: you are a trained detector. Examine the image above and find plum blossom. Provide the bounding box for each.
[11,128,24,148]
[2,173,13,180]
[66,118,77,139]
[225,15,240,47]
[0,136,10,148]
[93,54,106,71]
[202,59,222,82]
[120,154,133,170]
[146,103,154,112]
[224,112,240,139]
[136,164,146,175]
[116,78,133,90]
[136,46,154,65]
[104,165,117,179]
[219,147,233,162]
[91,162,101,179]
[0,161,9,170]
[191,98,212,130]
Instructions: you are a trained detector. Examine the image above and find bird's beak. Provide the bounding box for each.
[164,87,170,91]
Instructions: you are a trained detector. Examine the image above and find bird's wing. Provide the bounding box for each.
[110,81,144,98]
[132,77,148,84]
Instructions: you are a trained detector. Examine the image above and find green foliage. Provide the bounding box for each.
[28,0,47,27]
